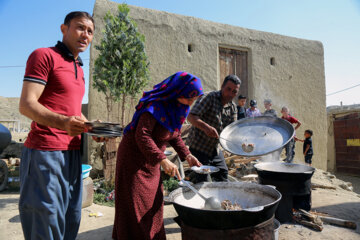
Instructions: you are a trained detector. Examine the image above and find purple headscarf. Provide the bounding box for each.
[124,71,203,134]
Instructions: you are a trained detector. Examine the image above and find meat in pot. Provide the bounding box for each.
[221,200,242,210]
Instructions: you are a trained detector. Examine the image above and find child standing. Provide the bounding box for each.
[281,106,301,163]
[263,99,277,117]
[237,95,247,120]
[297,130,314,166]
[246,100,262,117]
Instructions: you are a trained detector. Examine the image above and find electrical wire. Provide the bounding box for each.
[326,83,360,96]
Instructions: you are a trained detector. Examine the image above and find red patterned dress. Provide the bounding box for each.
[112,112,190,240]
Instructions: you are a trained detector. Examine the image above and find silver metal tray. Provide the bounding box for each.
[164,150,173,156]
[85,121,122,131]
[86,131,123,137]
[85,121,120,127]
[220,116,295,157]
[191,165,220,174]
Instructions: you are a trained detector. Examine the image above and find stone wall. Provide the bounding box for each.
[89,0,327,170]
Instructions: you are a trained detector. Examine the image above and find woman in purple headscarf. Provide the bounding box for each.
[112,72,204,240]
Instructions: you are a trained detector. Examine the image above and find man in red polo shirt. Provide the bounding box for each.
[19,12,95,240]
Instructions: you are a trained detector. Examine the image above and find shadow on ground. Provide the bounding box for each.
[0,197,18,209]
[77,225,113,240]
[313,202,360,234]
[9,214,20,223]
[164,217,181,234]
[76,220,181,240]
[335,173,360,194]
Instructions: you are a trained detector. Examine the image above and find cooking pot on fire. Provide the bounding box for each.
[167,182,281,229]
[254,162,315,195]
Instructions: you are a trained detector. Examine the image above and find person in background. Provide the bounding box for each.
[112,72,203,240]
[281,106,302,163]
[296,130,314,166]
[263,99,277,117]
[246,99,262,117]
[237,94,247,120]
[187,75,240,183]
[18,12,100,240]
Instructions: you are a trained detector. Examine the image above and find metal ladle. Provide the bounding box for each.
[180,180,222,210]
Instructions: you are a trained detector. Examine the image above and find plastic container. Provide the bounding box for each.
[273,218,280,240]
[0,123,11,153]
[82,177,93,208]
[82,164,92,179]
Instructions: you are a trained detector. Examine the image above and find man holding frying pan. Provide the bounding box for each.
[187,75,240,182]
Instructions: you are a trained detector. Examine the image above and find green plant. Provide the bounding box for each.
[163,178,179,192]
[93,3,150,124]
[93,192,115,207]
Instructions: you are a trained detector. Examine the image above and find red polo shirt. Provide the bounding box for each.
[23,42,85,151]
[282,115,299,124]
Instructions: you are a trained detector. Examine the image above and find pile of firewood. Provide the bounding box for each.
[293,209,357,231]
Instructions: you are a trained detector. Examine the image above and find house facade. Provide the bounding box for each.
[89,0,327,170]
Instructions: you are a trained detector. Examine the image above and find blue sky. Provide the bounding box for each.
[0,0,359,106]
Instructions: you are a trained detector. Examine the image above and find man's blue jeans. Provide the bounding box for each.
[19,147,82,240]
[284,138,296,163]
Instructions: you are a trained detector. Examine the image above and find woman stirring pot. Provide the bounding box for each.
[112,71,203,240]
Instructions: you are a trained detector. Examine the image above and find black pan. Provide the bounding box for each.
[255,162,315,196]
[254,162,315,182]
[167,182,281,229]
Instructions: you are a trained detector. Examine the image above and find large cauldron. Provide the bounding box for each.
[167,182,281,229]
[254,162,315,222]
[254,162,315,195]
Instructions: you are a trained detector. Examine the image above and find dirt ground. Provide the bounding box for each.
[1,170,360,240]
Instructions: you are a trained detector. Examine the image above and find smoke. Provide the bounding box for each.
[260,149,282,162]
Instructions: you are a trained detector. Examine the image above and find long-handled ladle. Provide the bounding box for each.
[179,180,222,210]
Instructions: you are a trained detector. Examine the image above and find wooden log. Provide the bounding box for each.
[319,216,357,229]
[299,209,323,226]
[309,211,329,217]
[225,155,242,161]
[294,218,323,231]
[299,209,316,222]
[311,183,336,190]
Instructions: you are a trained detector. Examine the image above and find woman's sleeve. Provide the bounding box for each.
[168,133,191,161]
[134,112,166,164]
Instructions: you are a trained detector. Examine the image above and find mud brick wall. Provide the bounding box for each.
[103,138,118,182]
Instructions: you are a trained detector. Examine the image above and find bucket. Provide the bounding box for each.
[273,218,280,240]
[82,164,92,179]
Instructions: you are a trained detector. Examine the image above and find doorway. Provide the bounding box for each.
[219,47,248,98]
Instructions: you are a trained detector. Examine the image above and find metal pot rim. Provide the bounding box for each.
[219,116,295,157]
[168,181,282,212]
[254,162,315,174]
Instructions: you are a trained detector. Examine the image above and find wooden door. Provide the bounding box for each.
[334,112,360,175]
[219,48,248,98]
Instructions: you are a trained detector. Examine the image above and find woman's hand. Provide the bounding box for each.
[161,159,181,180]
[185,154,202,167]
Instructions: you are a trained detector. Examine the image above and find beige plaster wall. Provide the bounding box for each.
[89,0,327,170]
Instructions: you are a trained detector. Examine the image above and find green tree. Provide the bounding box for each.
[93,4,150,125]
